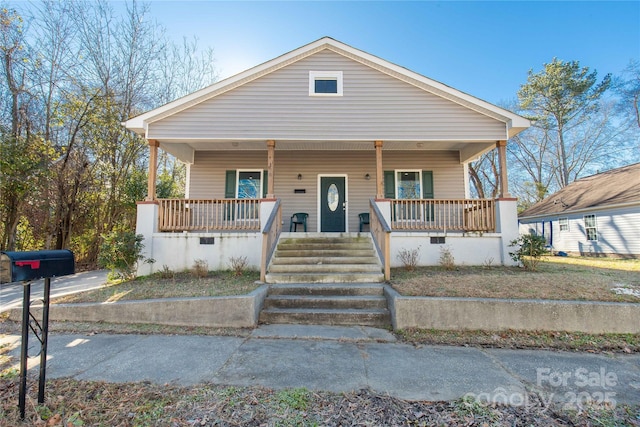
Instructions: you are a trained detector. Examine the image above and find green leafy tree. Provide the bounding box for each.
[0,132,53,250]
[518,58,611,188]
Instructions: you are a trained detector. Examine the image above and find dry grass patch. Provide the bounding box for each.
[398,328,640,353]
[391,256,640,302]
[1,379,637,426]
[52,270,261,304]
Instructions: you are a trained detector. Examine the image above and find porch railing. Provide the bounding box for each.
[158,199,261,232]
[391,199,495,232]
[369,198,391,281]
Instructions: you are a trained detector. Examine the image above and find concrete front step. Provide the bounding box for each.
[265,272,385,284]
[268,263,381,274]
[267,283,385,296]
[259,308,391,327]
[276,243,374,251]
[278,236,371,244]
[271,256,379,265]
[274,249,377,258]
[266,233,384,284]
[264,295,388,310]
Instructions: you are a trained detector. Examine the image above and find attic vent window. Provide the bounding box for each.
[309,71,343,96]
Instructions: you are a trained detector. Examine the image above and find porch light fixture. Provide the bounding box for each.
[365,173,370,180]
[297,173,302,180]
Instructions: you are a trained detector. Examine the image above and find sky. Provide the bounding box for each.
[139,0,640,105]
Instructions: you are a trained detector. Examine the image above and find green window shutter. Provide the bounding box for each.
[422,171,434,199]
[262,170,268,198]
[384,171,395,199]
[224,170,236,198]
[422,170,434,220]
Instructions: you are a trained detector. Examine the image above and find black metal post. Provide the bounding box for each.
[18,282,31,420]
[38,277,51,404]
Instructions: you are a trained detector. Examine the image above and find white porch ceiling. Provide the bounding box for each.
[159,139,496,164]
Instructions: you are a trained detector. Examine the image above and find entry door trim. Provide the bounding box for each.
[317,174,348,232]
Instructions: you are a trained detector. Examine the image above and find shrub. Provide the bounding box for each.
[509,233,548,271]
[229,256,249,276]
[439,246,456,271]
[397,247,420,271]
[158,264,174,280]
[98,230,147,281]
[192,259,209,278]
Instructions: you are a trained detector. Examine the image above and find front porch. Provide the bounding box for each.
[136,196,518,280]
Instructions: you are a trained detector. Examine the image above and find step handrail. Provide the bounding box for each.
[260,199,282,282]
[369,198,391,280]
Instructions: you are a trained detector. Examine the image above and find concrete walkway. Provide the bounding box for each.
[0,270,108,313]
[2,324,639,406]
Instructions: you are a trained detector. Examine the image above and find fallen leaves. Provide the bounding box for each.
[1,378,638,426]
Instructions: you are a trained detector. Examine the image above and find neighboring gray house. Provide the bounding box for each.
[124,37,530,279]
[519,163,640,258]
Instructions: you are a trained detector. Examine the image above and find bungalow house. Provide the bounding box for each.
[518,163,640,258]
[125,37,530,281]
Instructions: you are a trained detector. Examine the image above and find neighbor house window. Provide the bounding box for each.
[396,171,421,199]
[584,214,597,241]
[558,217,569,231]
[309,71,343,96]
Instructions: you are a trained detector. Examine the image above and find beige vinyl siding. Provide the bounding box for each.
[189,150,464,232]
[149,50,506,142]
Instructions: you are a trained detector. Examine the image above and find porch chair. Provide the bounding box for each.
[358,212,370,232]
[289,212,308,232]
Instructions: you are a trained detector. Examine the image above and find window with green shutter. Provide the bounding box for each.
[384,170,434,222]
[224,170,267,198]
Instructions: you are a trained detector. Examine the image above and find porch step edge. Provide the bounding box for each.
[264,295,387,310]
[264,273,385,284]
[267,283,385,296]
[259,308,391,327]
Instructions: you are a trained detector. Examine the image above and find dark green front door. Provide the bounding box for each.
[320,176,346,232]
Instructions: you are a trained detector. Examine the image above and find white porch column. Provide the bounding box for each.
[260,200,277,232]
[136,201,159,276]
[495,198,519,266]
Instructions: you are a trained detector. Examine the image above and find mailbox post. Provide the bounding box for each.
[0,250,75,419]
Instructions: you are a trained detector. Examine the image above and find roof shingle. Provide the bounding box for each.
[519,163,640,219]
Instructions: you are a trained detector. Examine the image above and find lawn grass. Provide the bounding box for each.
[1,379,637,426]
[391,256,640,302]
[397,328,640,353]
[52,269,261,304]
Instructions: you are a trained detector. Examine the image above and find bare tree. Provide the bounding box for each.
[468,150,499,199]
[614,59,640,129]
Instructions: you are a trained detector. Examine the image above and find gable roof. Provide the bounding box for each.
[124,37,529,138]
[519,163,640,219]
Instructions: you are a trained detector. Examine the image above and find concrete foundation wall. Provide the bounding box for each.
[12,286,269,328]
[146,232,263,274]
[390,233,503,267]
[385,286,640,334]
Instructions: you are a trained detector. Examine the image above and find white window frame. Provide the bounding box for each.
[558,217,569,232]
[235,170,263,199]
[394,170,422,199]
[584,214,598,241]
[309,71,343,96]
